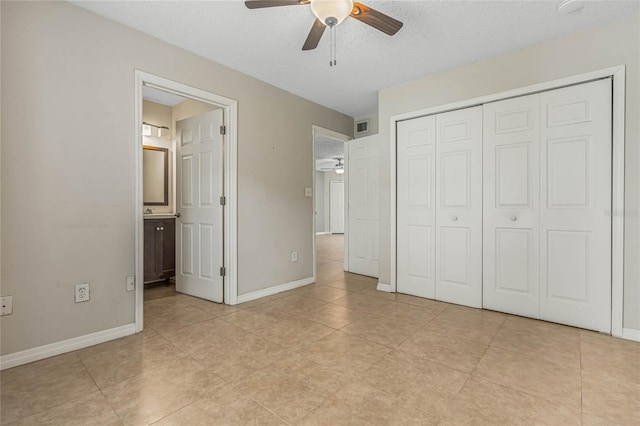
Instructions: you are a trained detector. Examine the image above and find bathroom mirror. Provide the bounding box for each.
[143,146,169,206]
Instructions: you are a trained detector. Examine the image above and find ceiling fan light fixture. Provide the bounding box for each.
[335,168,345,174]
[310,0,354,26]
[558,0,585,14]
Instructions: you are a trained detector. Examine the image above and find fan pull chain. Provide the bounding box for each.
[329,24,337,67]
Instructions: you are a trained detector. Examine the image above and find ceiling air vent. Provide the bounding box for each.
[355,120,369,135]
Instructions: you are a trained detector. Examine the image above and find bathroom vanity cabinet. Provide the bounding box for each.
[144,217,176,283]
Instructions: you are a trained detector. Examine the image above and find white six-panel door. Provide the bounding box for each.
[483,94,541,318]
[397,115,436,298]
[483,79,612,331]
[435,107,483,308]
[539,79,612,332]
[348,135,379,277]
[176,109,224,303]
[330,181,345,234]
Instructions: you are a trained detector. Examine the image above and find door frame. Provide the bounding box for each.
[312,125,351,280]
[389,65,626,338]
[329,180,345,234]
[134,71,239,332]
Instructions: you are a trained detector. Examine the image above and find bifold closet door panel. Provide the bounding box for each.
[483,94,540,318]
[397,115,436,299]
[539,79,612,333]
[435,106,483,308]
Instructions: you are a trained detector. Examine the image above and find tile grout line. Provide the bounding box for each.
[76,351,122,424]
[468,319,584,415]
[230,382,293,425]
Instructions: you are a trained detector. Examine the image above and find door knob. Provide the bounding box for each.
[511,216,518,221]
[452,216,458,221]
[175,212,181,218]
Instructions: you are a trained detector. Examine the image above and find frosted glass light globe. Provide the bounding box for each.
[310,0,354,26]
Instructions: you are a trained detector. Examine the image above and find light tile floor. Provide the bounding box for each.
[2,234,639,425]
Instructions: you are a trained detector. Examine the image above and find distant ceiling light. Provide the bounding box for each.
[558,0,585,14]
[336,168,345,175]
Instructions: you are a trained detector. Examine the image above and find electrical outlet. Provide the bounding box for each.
[291,251,298,262]
[1,296,13,316]
[75,283,90,303]
[126,276,135,292]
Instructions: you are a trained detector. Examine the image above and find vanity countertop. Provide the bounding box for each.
[143,214,176,220]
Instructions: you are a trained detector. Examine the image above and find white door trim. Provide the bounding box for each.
[312,125,351,280]
[134,70,239,332]
[390,66,626,338]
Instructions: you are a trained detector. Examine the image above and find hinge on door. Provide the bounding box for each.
[220,267,226,277]
[220,125,226,135]
[220,196,226,206]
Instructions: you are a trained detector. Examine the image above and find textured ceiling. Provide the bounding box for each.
[315,134,345,171]
[72,0,638,117]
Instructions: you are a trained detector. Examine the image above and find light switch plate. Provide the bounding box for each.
[305,188,313,197]
[126,276,135,292]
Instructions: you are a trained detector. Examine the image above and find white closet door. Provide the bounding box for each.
[397,115,436,299]
[483,94,540,317]
[539,79,612,332]
[435,106,483,308]
[348,135,379,278]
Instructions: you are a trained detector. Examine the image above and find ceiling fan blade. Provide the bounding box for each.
[302,18,326,51]
[245,0,309,9]
[350,2,403,36]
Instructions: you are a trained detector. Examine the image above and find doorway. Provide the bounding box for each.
[312,126,350,280]
[134,71,238,332]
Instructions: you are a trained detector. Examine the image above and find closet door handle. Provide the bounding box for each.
[452,216,458,221]
[511,216,518,221]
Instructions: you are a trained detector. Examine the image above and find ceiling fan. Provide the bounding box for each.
[321,158,345,174]
[245,0,403,65]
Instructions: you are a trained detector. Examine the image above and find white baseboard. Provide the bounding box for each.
[622,327,640,342]
[236,277,315,304]
[0,323,136,371]
[315,232,330,235]
[376,282,393,293]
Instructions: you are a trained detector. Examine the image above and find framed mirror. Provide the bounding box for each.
[143,146,169,206]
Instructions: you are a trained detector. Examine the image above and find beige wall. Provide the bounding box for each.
[0,1,352,355]
[324,172,344,232]
[142,100,173,214]
[172,99,218,126]
[378,14,640,330]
